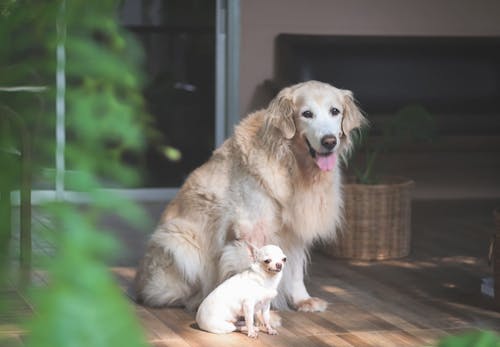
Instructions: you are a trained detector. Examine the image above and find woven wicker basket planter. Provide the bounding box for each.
[327,176,414,260]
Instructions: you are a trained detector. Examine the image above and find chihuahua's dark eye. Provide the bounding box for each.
[264,259,271,264]
[301,110,313,118]
[330,107,340,116]
[282,257,287,262]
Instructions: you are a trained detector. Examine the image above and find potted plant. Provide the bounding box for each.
[326,104,437,260]
[493,207,500,306]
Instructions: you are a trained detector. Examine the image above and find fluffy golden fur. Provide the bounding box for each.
[135,81,366,311]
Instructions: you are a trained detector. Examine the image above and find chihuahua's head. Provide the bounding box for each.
[251,244,287,276]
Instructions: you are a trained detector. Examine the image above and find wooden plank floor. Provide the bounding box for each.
[3,199,500,346]
[111,199,500,347]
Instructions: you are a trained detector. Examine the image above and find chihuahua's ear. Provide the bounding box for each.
[245,241,260,262]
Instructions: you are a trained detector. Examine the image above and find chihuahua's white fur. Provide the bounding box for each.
[196,245,286,338]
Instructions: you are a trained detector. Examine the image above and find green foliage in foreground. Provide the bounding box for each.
[438,330,500,347]
[1,1,149,346]
[26,205,148,347]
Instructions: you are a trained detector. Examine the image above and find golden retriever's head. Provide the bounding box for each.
[265,81,367,172]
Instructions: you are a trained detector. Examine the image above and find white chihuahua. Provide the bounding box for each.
[196,244,286,338]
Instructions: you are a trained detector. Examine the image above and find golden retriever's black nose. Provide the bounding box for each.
[321,135,337,150]
[276,263,282,270]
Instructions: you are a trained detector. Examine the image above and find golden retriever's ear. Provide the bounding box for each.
[341,89,367,136]
[266,87,296,139]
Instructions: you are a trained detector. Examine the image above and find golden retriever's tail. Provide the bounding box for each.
[151,221,203,284]
[135,220,203,308]
[218,241,253,282]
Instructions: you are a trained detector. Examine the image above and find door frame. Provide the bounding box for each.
[25,0,240,205]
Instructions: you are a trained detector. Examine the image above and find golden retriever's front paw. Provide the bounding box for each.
[295,297,328,312]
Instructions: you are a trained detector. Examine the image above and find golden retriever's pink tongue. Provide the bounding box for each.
[316,153,336,171]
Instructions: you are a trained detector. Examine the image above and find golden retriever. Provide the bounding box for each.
[135,80,366,312]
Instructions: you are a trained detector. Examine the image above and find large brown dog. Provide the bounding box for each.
[135,81,366,312]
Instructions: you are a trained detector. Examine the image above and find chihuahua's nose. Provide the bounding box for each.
[276,263,282,270]
[321,135,337,151]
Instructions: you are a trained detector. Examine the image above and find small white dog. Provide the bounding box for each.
[196,244,286,338]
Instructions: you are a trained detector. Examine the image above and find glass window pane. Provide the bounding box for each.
[120,0,215,187]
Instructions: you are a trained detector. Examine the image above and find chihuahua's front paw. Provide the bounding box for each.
[295,297,328,312]
[266,326,278,335]
[247,329,259,339]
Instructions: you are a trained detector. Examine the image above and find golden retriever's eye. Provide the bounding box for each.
[330,107,340,116]
[264,259,271,264]
[282,257,287,262]
[301,110,313,118]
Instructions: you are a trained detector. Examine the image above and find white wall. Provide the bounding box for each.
[240,0,500,115]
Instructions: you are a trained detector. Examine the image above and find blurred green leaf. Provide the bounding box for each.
[438,330,500,347]
[1,1,151,347]
[163,145,182,162]
[66,38,140,89]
